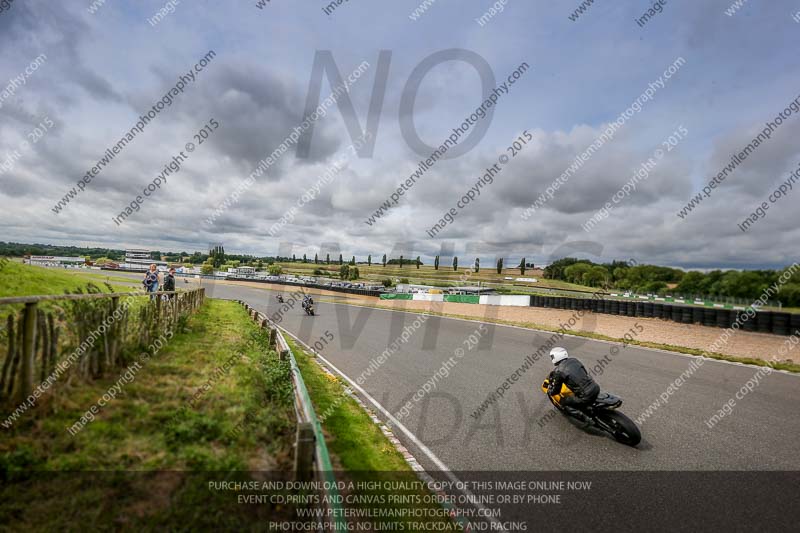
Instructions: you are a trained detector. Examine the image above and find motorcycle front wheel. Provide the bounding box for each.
[595,411,641,446]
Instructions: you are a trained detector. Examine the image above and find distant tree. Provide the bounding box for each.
[338,254,343,265]
[368,255,372,266]
[268,264,283,276]
[382,254,387,267]
[382,278,393,288]
[434,256,439,270]
[399,255,404,268]
[314,253,318,264]
[201,263,214,275]
[497,258,503,274]
[453,256,458,271]
[582,266,610,287]
[350,256,356,266]
[326,253,330,264]
[339,264,349,279]
[209,245,225,268]
[303,254,307,263]
[350,267,360,280]
[544,258,577,280]
[416,256,421,269]
[475,258,480,273]
[292,254,296,262]
[564,263,592,285]
[256,259,264,271]
[519,258,526,275]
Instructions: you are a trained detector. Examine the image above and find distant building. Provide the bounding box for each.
[119,249,168,271]
[227,266,256,277]
[26,256,86,267]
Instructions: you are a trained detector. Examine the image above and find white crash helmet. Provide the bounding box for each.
[550,347,569,365]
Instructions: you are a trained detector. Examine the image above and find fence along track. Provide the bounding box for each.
[0,289,205,407]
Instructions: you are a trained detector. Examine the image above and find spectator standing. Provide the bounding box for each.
[163,267,176,299]
[143,264,160,300]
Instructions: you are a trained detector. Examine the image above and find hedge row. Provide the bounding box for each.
[530,294,798,336]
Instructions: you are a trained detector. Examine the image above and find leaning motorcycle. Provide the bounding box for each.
[541,378,641,446]
[303,302,315,316]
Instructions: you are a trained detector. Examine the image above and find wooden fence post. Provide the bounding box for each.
[269,328,277,349]
[294,422,315,482]
[110,296,119,367]
[17,302,37,404]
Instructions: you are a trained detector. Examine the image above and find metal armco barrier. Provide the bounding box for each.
[529,293,796,336]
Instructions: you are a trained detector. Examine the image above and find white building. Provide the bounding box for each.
[227,266,256,277]
[120,249,168,271]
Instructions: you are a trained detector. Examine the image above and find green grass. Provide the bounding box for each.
[0,300,296,529]
[0,262,138,298]
[287,337,411,472]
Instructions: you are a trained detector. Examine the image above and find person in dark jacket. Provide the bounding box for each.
[547,347,600,425]
[163,267,176,298]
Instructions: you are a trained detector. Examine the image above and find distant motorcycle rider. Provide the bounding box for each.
[302,294,314,310]
[276,294,284,303]
[547,347,600,425]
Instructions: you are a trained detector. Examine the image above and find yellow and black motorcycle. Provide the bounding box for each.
[541,378,641,446]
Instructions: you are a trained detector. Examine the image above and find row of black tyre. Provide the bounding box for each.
[530,294,798,336]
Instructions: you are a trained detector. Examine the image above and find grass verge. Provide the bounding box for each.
[0,262,138,298]
[0,299,296,530]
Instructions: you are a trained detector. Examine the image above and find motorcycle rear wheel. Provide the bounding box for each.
[596,411,641,446]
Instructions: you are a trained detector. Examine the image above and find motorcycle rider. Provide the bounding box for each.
[547,347,600,425]
[302,294,314,311]
[276,294,284,303]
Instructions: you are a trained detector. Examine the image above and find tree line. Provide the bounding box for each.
[544,258,800,306]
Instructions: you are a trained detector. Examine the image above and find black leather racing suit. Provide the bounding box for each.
[548,358,600,420]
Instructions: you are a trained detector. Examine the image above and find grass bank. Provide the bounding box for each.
[0,299,296,529]
[0,262,139,298]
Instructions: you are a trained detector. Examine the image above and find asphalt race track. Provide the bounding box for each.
[110,273,800,471]
[178,279,798,472]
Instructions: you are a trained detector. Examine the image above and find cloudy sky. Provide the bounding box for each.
[1,0,799,269]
